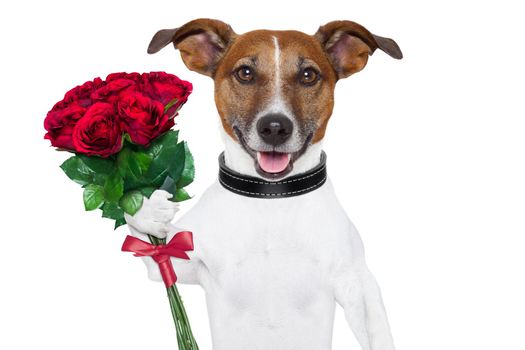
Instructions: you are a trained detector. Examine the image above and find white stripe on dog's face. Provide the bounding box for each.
[273,36,281,95]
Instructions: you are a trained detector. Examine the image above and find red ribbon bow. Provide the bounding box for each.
[121,231,194,288]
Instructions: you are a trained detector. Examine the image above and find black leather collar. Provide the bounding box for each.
[218,151,327,198]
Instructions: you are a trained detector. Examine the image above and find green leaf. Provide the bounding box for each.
[176,142,195,188]
[104,172,124,202]
[139,187,156,198]
[101,201,124,220]
[146,130,179,160]
[174,188,192,202]
[119,190,144,215]
[114,217,127,229]
[117,148,153,181]
[145,138,185,187]
[168,142,186,180]
[60,156,94,186]
[122,177,149,193]
[93,173,108,186]
[117,148,132,178]
[128,151,152,179]
[83,184,105,211]
[77,155,115,177]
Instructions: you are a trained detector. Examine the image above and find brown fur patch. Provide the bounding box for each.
[214,31,275,139]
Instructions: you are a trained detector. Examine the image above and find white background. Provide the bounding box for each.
[1,0,524,349]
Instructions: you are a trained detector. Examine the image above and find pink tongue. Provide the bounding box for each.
[257,152,290,173]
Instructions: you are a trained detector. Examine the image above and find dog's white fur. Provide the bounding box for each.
[125,32,395,350]
[125,138,395,350]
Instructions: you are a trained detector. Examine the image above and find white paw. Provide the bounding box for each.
[124,189,179,239]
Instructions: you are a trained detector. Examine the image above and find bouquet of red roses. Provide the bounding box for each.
[44,72,199,350]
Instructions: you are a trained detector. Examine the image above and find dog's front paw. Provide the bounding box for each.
[124,189,179,238]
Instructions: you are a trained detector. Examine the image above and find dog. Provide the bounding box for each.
[125,18,402,350]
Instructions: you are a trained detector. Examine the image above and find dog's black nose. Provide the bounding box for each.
[256,114,293,146]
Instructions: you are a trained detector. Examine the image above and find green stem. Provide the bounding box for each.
[148,235,199,350]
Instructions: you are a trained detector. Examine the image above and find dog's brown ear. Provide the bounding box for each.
[314,20,402,79]
[148,18,237,77]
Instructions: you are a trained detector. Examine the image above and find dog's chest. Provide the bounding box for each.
[210,214,329,312]
[178,180,345,313]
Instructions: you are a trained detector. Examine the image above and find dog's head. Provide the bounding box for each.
[148,19,402,179]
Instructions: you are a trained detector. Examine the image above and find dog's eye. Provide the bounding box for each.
[299,67,319,86]
[235,66,254,83]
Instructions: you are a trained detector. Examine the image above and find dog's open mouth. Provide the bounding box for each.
[233,127,312,179]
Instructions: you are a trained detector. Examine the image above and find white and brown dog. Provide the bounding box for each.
[125,18,402,350]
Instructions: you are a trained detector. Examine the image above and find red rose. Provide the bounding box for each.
[45,72,192,155]
[90,78,136,103]
[106,72,142,83]
[44,103,86,150]
[118,92,174,146]
[72,102,122,157]
[63,77,105,108]
[141,72,193,117]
